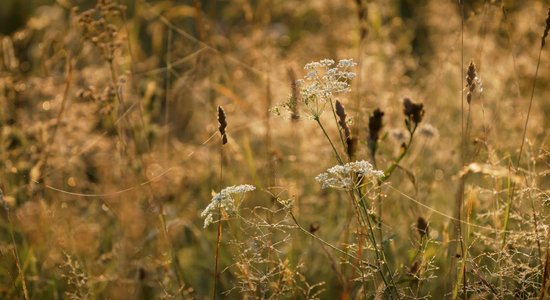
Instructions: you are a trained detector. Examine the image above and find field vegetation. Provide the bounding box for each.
[1,0,550,299]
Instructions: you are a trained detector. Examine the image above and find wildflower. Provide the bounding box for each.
[201,184,255,228]
[337,59,357,68]
[403,97,424,132]
[346,136,358,159]
[281,58,357,119]
[315,160,384,190]
[368,108,384,157]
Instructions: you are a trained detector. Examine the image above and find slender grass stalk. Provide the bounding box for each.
[39,55,72,183]
[354,188,400,299]
[540,240,550,300]
[502,7,550,246]
[315,105,398,297]
[1,189,29,300]
[213,106,228,299]
[213,206,222,300]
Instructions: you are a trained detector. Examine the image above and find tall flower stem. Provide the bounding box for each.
[315,117,344,165]
[354,188,399,299]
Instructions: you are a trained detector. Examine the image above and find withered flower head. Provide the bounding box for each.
[346,136,358,159]
[217,106,228,145]
[403,98,425,126]
[368,108,384,143]
[417,217,429,238]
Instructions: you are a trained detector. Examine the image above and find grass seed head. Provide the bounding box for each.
[466,61,480,104]
[335,100,351,140]
[217,106,228,145]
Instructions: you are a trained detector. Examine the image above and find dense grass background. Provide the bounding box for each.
[0,0,549,299]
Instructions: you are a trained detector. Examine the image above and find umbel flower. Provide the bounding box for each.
[201,184,255,228]
[276,59,357,119]
[315,160,384,190]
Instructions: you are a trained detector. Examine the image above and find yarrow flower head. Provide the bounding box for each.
[201,184,255,228]
[315,160,384,190]
[276,58,357,120]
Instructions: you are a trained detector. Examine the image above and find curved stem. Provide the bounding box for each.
[381,124,417,182]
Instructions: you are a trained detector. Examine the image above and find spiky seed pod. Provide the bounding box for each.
[542,8,550,48]
[466,61,478,104]
[217,106,228,145]
[417,217,429,238]
[403,98,425,128]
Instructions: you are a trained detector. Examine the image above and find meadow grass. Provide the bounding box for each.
[0,0,549,299]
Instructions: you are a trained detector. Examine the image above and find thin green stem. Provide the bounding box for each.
[381,124,417,182]
[315,114,398,297]
[213,144,224,299]
[351,188,399,298]
[315,118,344,165]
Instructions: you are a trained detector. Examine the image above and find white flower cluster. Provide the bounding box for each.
[295,58,357,118]
[315,161,384,190]
[201,184,256,228]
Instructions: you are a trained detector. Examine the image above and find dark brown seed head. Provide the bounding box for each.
[346,136,357,159]
[217,106,228,145]
[335,100,351,140]
[309,222,320,234]
[417,217,429,238]
[466,62,477,91]
[542,8,550,48]
[368,108,384,143]
[403,98,425,125]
